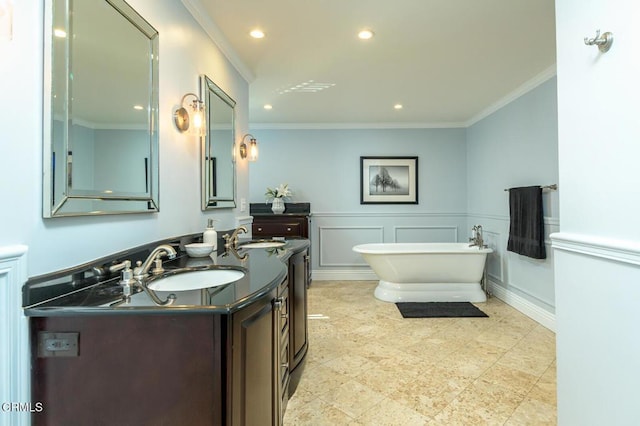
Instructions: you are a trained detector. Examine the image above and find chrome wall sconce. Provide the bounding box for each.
[174,93,206,136]
[239,134,259,162]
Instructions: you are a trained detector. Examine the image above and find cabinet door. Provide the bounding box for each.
[231,293,277,426]
[290,249,309,367]
[31,315,220,426]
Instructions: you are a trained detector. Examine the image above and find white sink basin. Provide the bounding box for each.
[148,269,244,292]
[239,240,286,249]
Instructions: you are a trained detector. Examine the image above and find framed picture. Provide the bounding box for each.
[360,156,418,204]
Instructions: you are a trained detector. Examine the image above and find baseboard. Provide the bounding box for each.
[488,280,556,332]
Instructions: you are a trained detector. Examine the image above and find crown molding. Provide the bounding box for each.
[249,121,468,130]
[465,64,557,127]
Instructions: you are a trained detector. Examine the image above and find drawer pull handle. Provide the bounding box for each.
[257,227,262,231]
[287,227,292,231]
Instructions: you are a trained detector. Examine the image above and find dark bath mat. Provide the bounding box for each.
[396,302,488,318]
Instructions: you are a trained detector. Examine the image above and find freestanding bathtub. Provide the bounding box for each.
[352,243,492,303]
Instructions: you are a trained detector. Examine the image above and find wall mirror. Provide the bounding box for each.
[43,0,159,217]
[200,75,236,210]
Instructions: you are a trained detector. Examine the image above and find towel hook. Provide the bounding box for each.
[584,29,613,53]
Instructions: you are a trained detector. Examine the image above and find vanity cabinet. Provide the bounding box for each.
[287,246,309,395]
[26,236,311,426]
[250,202,311,239]
[252,215,309,239]
[30,314,223,425]
[229,283,286,426]
[30,282,289,426]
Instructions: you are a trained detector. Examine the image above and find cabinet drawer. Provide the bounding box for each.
[253,222,301,237]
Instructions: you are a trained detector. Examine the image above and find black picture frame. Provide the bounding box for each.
[360,156,418,204]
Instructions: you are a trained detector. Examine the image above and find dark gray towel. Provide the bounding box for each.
[507,186,546,259]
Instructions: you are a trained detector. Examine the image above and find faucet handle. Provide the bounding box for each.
[222,233,233,248]
[151,258,165,275]
[133,260,144,276]
[118,261,135,299]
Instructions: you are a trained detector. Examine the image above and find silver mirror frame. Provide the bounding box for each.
[200,75,236,210]
[42,0,160,218]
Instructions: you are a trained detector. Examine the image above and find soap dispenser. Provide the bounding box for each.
[203,219,218,249]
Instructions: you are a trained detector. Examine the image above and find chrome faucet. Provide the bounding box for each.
[133,244,177,278]
[469,225,486,249]
[223,226,248,249]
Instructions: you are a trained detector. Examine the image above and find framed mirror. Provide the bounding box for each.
[201,75,236,210]
[43,0,159,217]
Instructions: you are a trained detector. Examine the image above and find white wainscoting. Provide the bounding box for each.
[0,245,30,426]
[469,214,558,330]
[483,229,504,283]
[318,226,384,267]
[311,212,467,281]
[394,225,458,243]
[551,232,640,266]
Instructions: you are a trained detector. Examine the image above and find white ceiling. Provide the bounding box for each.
[193,0,556,127]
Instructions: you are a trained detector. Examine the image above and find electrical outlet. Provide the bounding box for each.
[38,332,79,357]
[240,198,247,212]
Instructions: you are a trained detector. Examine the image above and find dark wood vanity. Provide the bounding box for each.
[250,202,311,239]
[25,237,310,426]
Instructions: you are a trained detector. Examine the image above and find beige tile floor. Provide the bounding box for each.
[284,281,557,425]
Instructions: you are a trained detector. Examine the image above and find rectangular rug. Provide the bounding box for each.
[395,302,488,318]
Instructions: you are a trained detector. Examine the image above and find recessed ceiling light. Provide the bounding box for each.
[249,29,265,39]
[358,29,374,40]
[264,104,273,110]
[394,104,403,110]
[53,28,67,38]
[133,105,144,110]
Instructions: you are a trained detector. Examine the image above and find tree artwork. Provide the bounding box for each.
[369,166,408,195]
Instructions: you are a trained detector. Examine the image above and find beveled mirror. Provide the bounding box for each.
[43,0,159,217]
[200,75,236,210]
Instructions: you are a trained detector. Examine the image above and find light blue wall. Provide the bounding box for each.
[249,128,467,212]
[466,77,558,321]
[250,78,559,323]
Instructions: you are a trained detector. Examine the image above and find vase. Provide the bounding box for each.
[271,198,285,214]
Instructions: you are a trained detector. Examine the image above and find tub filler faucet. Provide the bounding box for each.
[469,225,486,249]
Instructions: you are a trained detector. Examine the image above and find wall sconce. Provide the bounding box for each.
[174,93,205,136]
[0,0,13,41]
[239,134,259,162]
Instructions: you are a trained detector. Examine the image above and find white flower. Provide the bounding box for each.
[265,183,293,201]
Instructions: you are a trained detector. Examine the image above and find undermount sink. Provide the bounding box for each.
[239,240,286,249]
[148,268,245,292]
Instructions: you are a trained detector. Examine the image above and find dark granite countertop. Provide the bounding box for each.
[23,238,309,317]
[250,202,311,216]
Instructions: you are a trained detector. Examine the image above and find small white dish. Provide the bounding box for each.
[185,242,214,258]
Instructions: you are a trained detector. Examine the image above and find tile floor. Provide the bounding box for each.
[284,281,557,425]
